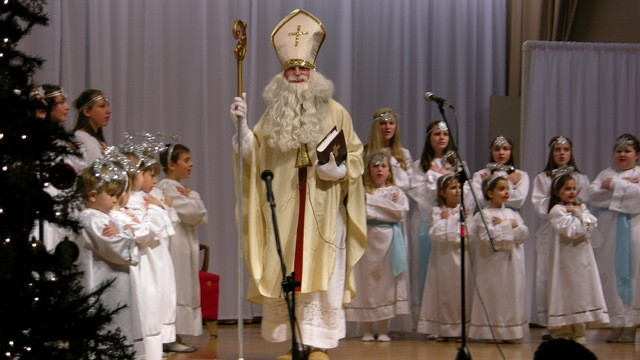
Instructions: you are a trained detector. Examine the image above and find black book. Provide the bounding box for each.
[316,126,347,166]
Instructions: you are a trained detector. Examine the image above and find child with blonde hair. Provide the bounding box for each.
[76,160,139,345]
[345,151,410,342]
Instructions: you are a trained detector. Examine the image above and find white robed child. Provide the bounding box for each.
[345,151,410,342]
[418,174,476,341]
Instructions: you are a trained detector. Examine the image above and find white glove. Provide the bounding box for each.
[230,92,249,131]
[315,153,347,181]
[230,92,253,158]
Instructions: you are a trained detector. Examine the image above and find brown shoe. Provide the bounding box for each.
[308,349,329,360]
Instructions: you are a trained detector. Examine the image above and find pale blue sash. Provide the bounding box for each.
[367,220,407,276]
[417,221,432,301]
[615,213,632,305]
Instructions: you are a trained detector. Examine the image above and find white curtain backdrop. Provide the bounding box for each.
[19,0,507,320]
[521,40,640,321]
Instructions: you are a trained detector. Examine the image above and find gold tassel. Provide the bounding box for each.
[295,144,312,168]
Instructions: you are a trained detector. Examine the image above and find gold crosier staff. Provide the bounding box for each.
[232,19,247,360]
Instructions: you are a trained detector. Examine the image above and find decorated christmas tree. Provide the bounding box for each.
[0,1,133,358]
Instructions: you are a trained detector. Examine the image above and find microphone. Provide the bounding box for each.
[261,170,275,205]
[424,91,452,107]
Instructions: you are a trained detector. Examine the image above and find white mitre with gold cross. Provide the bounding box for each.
[271,9,326,70]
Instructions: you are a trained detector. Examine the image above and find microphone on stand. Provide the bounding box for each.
[424,91,452,108]
[261,170,274,205]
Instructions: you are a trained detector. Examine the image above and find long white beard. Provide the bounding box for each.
[262,71,334,152]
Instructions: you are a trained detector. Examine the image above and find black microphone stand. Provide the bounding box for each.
[262,171,307,360]
[432,100,498,360]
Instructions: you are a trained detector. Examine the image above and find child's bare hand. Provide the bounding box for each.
[123,224,135,235]
[464,208,470,218]
[391,192,399,203]
[176,185,191,196]
[480,172,490,180]
[102,224,119,237]
[510,219,518,228]
[601,178,613,189]
[492,216,503,225]
[145,195,162,207]
[441,210,450,219]
[508,172,521,185]
[163,192,173,207]
[124,209,140,223]
[624,177,639,184]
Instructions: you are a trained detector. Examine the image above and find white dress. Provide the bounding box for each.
[73,130,104,171]
[407,158,475,319]
[547,204,608,328]
[469,206,529,341]
[110,207,159,358]
[531,171,590,324]
[587,165,640,327]
[471,168,530,211]
[125,191,178,357]
[76,208,139,345]
[418,204,476,337]
[406,158,447,318]
[345,186,410,322]
[156,178,208,335]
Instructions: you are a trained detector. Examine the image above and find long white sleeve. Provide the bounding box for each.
[366,186,409,222]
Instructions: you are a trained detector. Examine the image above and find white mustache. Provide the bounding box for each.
[287,74,309,82]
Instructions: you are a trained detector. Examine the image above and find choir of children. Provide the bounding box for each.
[349,124,638,345]
[64,128,206,359]
[41,88,639,350]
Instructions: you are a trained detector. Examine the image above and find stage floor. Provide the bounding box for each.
[168,323,639,360]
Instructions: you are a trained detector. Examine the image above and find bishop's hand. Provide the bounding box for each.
[315,153,347,181]
[230,92,248,130]
[230,92,254,157]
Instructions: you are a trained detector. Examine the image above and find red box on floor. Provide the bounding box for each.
[199,243,219,322]
[199,270,219,321]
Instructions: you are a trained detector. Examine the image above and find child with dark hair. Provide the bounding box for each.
[531,136,591,334]
[471,135,530,211]
[157,143,208,347]
[469,174,529,343]
[72,89,111,170]
[546,174,608,343]
[588,133,640,343]
[418,174,475,341]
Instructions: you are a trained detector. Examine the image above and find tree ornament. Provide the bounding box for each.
[49,161,76,190]
[54,237,79,266]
